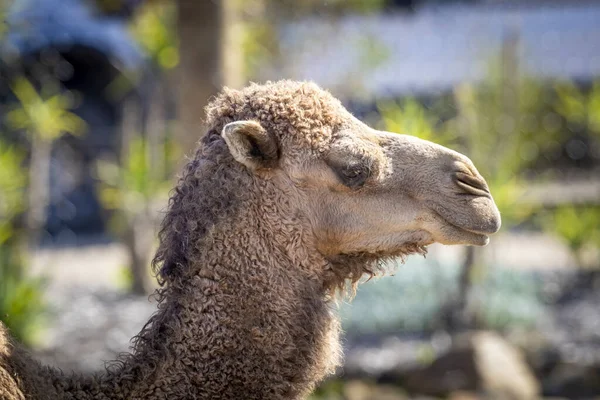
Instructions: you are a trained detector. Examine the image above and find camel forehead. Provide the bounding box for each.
[206,80,358,153]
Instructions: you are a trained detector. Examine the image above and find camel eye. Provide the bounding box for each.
[344,169,360,178]
[325,148,373,189]
[333,162,370,188]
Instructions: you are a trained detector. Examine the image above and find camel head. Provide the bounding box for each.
[212,81,500,273]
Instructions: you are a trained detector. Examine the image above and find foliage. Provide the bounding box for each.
[96,135,174,231]
[0,75,77,343]
[377,98,456,146]
[0,1,9,38]
[553,80,600,136]
[104,1,178,101]
[0,143,26,244]
[4,75,86,240]
[242,20,279,80]
[130,2,179,70]
[309,379,345,400]
[0,246,45,346]
[355,33,391,72]
[96,133,176,293]
[341,258,454,334]
[537,81,600,267]
[0,140,45,346]
[540,205,600,268]
[5,77,86,140]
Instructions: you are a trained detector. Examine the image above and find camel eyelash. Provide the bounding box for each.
[330,160,372,189]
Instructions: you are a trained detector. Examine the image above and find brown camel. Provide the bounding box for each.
[0,80,500,399]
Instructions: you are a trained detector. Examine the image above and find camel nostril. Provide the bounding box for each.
[453,172,490,197]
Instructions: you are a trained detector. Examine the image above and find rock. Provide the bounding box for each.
[447,391,481,400]
[473,332,540,399]
[343,380,409,400]
[542,362,600,398]
[402,331,540,400]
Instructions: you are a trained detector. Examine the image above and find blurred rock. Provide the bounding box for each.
[344,380,409,400]
[542,362,600,398]
[402,331,539,400]
[447,391,481,400]
[34,285,156,373]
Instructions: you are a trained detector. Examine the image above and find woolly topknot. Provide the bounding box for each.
[204,80,350,153]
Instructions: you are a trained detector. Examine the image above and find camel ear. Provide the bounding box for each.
[222,120,279,170]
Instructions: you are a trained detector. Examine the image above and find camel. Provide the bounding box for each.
[0,80,501,399]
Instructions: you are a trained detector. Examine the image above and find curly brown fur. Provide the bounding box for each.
[326,243,428,297]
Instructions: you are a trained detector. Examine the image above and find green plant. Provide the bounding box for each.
[5,76,86,240]
[538,81,600,268]
[130,2,179,70]
[377,98,456,146]
[309,379,345,400]
[0,140,46,346]
[0,2,9,39]
[553,80,600,136]
[0,143,26,244]
[242,20,279,79]
[97,136,172,220]
[96,134,176,294]
[0,246,45,346]
[540,205,600,268]
[6,77,86,139]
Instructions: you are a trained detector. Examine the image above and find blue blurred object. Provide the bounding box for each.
[274,2,600,98]
[2,0,144,69]
[1,0,147,242]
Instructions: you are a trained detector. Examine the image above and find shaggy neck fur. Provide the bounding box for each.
[56,134,344,400]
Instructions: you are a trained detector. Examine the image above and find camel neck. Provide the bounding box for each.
[67,196,340,400]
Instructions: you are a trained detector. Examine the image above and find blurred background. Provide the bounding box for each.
[0,0,599,398]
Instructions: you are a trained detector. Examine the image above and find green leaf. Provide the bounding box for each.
[7,77,87,141]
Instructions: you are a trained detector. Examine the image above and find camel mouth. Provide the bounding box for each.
[430,192,501,238]
[448,223,491,246]
[448,215,500,237]
[429,200,500,247]
[443,206,499,246]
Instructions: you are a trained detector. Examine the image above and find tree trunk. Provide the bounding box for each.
[125,215,154,295]
[176,0,243,151]
[27,134,52,244]
[454,246,478,329]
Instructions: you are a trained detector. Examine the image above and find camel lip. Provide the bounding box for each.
[457,223,498,236]
[431,209,495,246]
[430,200,501,237]
[463,231,490,246]
[446,221,492,246]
